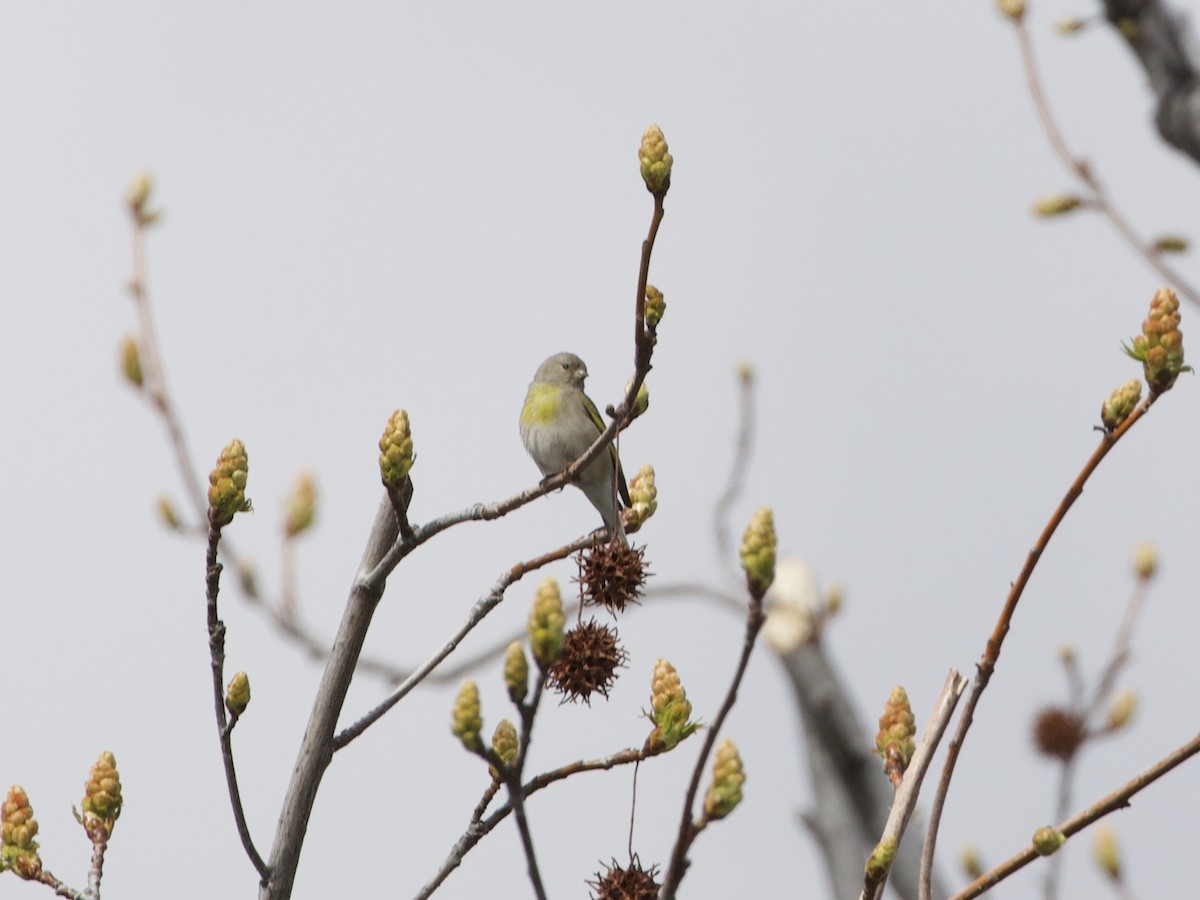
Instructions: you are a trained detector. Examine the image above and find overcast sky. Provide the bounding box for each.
[5,3,1200,899]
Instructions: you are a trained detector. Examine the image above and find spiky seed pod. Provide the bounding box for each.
[1032,707,1087,760]
[81,751,122,838]
[626,465,657,529]
[866,837,897,881]
[547,620,626,704]
[875,686,916,786]
[587,856,661,900]
[283,471,317,538]
[703,739,746,820]
[1033,826,1066,856]
[576,540,649,615]
[451,681,484,753]
[1032,192,1081,216]
[1132,540,1158,581]
[378,409,415,487]
[528,577,566,670]
[207,439,251,527]
[1123,286,1190,395]
[118,334,143,388]
[1105,689,1137,731]
[489,719,519,780]
[1100,379,1142,431]
[644,285,666,326]
[226,671,251,716]
[1,786,42,878]
[1093,824,1122,881]
[645,658,700,751]
[637,125,672,195]
[740,507,777,600]
[504,641,529,705]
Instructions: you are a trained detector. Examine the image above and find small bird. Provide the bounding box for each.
[520,352,630,544]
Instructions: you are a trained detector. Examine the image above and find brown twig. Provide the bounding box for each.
[712,367,756,580]
[918,395,1158,900]
[660,584,767,898]
[205,523,270,883]
[951,729,1200,900]
[1011,19,1200,308]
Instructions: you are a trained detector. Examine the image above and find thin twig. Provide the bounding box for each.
[712,368,756,580]
[1012,20,1200,308]
[205,524,270,882]
[952,729,1200,900]
[660,586,767,898]
[860,670,967,900]
[919,396,1158,900]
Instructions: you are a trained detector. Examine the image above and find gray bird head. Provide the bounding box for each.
[534,352,588,389]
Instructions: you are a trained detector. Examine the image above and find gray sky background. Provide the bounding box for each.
[4,2,1200,898]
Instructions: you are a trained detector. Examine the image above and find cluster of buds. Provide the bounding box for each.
[644,659,700,752]
[489,720,518,780]
[1032,826,1066,856]
[378,409,415,488]
[1124,287,1189,395]
[504,641,529,705]
[624,377,651,420]
[528,577,566,670]
[451,680,484,753]
[80,752,123,840]
[875,686,916,786]
[283,471,317,538]
[740,507,777,600]
[1033,192,1082,217]
[626,465,657,528]
[644,285,666,327]
[638,125,672,196]
[1092,824,1122,881]
[703,739,745,820]
[1100,379,1142,431]
[125,170,160,226]
[207,439,251,527]
[1,786,41,879]
[1131,540,1157,581]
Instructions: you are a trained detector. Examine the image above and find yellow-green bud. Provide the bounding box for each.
[378,409,415,487]
[1105,689,1137,731]
[1100,379,1142,431]
[1,786,41,879]
[875,686,916,783]
[1152,234,1189,254]
[1057,643,1077,665]
[226,671,251,716]
[625,377,650,419]
[504,641,529,705]
[1055,16,1087,34]
[1032,826,1066,856]
[284,471,317,538]
[451,680,484,753]
[1033,192,1083,217]
[626,465,657,528]
[1123,286,1190,395]
[119,334,143,388]
[646,658,700,751]
[489,719,519,779]
[825,582,844,614]
[739,506,777,599]
[1131,540,1157,580]
[528,577,566,669]
[703,739,745,820]
[735,360,754,386]
[866,836,897,881]
[156,495,181,530]
[207,439,251,527]
[638,124,673,195]
[81,751,123,834]
[1092,824,1121,881]
[644,285,666,325]
[959,843,983,879]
